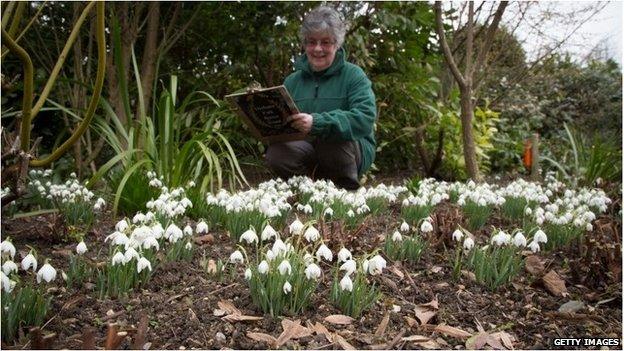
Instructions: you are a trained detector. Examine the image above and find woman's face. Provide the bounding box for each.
[304,32,338,72]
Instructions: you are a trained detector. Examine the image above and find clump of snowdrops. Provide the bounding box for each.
[401,178,449,225]
[1,239,56,342]
[384,219,431,263]
[497,179,550,221]
[457,181,504,231]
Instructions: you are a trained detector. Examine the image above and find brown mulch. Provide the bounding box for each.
[0,177,621,350]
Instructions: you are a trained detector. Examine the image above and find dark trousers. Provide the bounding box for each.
[265,140,361,190]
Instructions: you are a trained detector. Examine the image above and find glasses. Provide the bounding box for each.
[305,39,336,48]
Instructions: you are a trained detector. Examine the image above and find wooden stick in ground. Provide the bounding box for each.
[132,313,149,349]
[531,133,540,181]
[82,327,96,350]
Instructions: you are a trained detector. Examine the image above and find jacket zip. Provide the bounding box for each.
[314,76,319,98]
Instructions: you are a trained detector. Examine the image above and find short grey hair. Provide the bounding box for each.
[299,6,346,47]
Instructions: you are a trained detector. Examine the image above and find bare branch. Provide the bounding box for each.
[434,1,466,89]
[473,1,508,88]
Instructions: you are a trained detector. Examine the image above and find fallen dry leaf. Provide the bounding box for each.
[374,312,390,337]
[388,264,405,279]
[217,300,240,315]
[542,270,568,297]
[461,270,477,281]
[194,234,214,245]
[333,333,356,350]
[275,319,311,347]
[405,316,418,327]
[415,340,441,349]
[434,324,472,340]
[222,314,263,322]
[402,335,430,342]
[414,308,437,325]
[430,266,443,274]
[492,331,515,349]
[421,296,439,310]
[324,314,354,325]
[525,255,545,276]
[205,259,218,274]
[380,276,398,290]
[247,332,276,345]
[307,321,333,343]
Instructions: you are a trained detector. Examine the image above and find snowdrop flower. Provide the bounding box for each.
[337,247,352,263]
[151,223,164,239]
[347,209,355,217]
[21,253,37,271]
[491,231,510,246]
[266,249,276,262]
[244,268,252,280]
[261,224,278,241]
[304,226,320,242]
[340,274,353,292]
[1,272,15,293]
[528,240,540,253]
[196,220,209,234]
[183,225,193,236]
[278,260,292,275]
[258,260,269,274]
[525,207,533,216]
[142,236,160,251]
[323,207,334,217]
[229,250,244,264]
[124,247,140,262]
[512,233,527,247]
[420,220,433,233]
[391,230,403,242]
[1,239,16,259]
[112,233,130,247]
[76,241,88,255]
[463,237,475,251]
[185,242,193,250]
[533,229,547,244]
[165,224,183,243]
[585,223,593,231]
[283,281,292,294]
[132,213,146,224]
[340,259,357,275]
[94,197,106,211]
[303,253,314,265]
[36,262,57,283]
[400,221,410,233]
[367,255,386,275]
[112,252,127,266]
[2,260,17,275]
[316,244,333,262]
[289,219,304,235]
[240,228,259,244]
[305,263,321,280]
[452,229,463,242]
[272,239,288,256]
[137,257,152,273]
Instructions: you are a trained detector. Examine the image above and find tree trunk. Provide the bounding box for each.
[139,1,160,115]
[459,87,480,180]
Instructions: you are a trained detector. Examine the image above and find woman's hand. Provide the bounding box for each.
[288,113,313,134]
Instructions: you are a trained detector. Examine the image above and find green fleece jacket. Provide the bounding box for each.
[283,48,377,176]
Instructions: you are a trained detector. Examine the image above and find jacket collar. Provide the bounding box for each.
[295,47,346,77]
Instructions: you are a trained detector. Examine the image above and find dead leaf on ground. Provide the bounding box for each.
[434,324,472,340]
[222,314,263,322]
[466,331,516,350]
[275,319,311,347]
[380,276,398,290]
[374,312,390,337]
[421,296,439,310]
[333,333,356,350]
[525,255,545,276]
[324,314,354,325]
[194,234,214,245]
[542,270,568,297]
[402,335,430,342]
[388,264,405,279]
[414,296,439,325]
[306,321,332,343]
[461,270,476,281]
[429,266,443,274]
[492,331,515,349]
[205,259,218,274]
[217,300,240,315]
[247,332,276,345]
[405,316,418,327]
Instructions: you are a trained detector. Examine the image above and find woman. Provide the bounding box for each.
[265,6,377,190]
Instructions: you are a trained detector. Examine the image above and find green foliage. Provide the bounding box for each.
[96,254,153,299]
[107,169,155,216]
[543,224,584,251]
[65,254,92,289]
[384,232,427,263]
[462,201,493,231]
[465,245,523,291]
[330,268,381,318]
[1,286,50,342]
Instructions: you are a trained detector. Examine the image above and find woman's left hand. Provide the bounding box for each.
[288,113,313,134]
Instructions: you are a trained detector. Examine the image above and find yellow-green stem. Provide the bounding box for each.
[1,2,16,30]
[31,1,97,120]
[1,2,48,59]
[6,1,24,38]
[1,28,34,152]
[30,2,105,167]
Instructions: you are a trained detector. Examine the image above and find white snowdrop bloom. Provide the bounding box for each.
[76,241,88,255]
[452,229,463,242]
[491,231,510,246]
[304,226,320,242]
[278,260,292,275]
[229,250,244,264]
[391,230,403,242]
[303,253,314,265]
[289,219,304,235]
[340,274,353,292]
[137,257,152,273]
[21,253,37,272]
[367,255,387,275]
[305,263,321,280]
[283,281,292,294]
[340,259,357,276]
[94,197,106,210]
[533,229,548,244]
[2,260,18,275]
[261,224,278,241]
[266,249,276,262]
[244,268,252,280]
[142,236,160,251]
[132,213,146,224]
[478,198,487,207]
[185,242,193,250]
[525,207,532,216]
[323,207,334,217]
[362,258,369,273]
[399,221,410,233]
[112,252,127,266]
[146,201,154,209]
[316,244,333,262]
[196,220,209,234]
[239,228,259,244]
[183,225,193,236]
[258,260,269,274]
[1,240,16,259]
[1,271,16,292]
[112,233,130,247]
[115,219,129,232]
[36,262,57,283]
[528,241,540,253]
[165,224,183,243]
[124,247,140,262]
[585,223,593,231]
[463,237,475,251]
[337,247,352,263]
[420,220,433,233]
[272,239,288,256]
[347,209,355,217]
[151,223,165,239]
[512,232,527,247]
